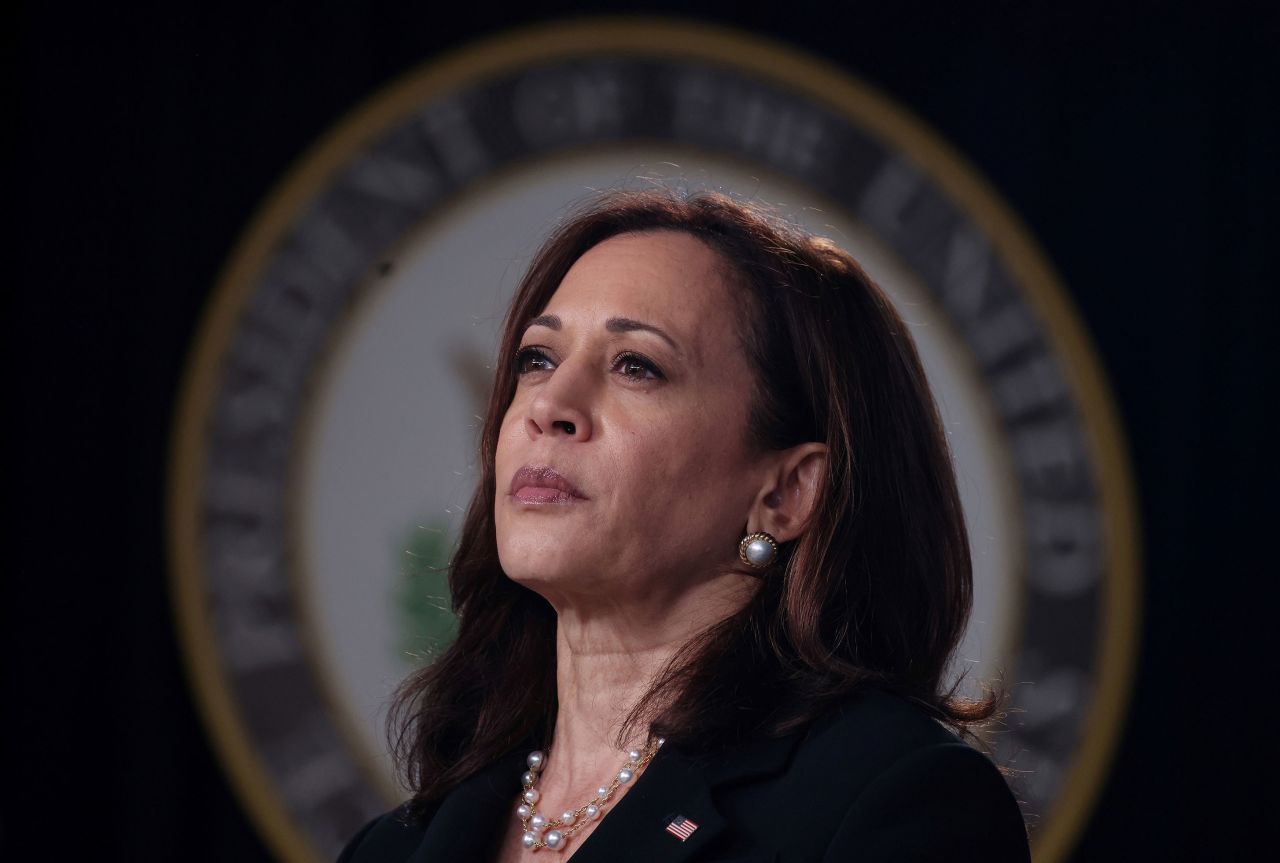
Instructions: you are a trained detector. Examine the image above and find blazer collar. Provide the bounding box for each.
[410,726,807,863]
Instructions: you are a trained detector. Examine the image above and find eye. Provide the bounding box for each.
[514,345,555,375]
[613,351,664,382]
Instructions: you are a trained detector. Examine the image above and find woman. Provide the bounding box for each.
[339,190,1031,862]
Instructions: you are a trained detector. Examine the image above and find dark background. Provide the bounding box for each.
[10,2,1277,860]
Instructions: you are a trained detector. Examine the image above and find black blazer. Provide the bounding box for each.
[338,688,1030,862]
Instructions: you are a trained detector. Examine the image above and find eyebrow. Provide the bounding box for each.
[525,314,682,353]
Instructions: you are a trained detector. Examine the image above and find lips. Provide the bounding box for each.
[508,465,588,504]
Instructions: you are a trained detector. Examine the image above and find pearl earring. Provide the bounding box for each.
[738,531,779,569]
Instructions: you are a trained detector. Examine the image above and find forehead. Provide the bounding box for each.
[545,230,739,349]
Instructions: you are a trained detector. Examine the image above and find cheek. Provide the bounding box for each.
[494,404,524,461]
[618,409,749,515]
[492,409,526,523]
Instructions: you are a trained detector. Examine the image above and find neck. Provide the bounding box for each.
[541,572,759,789]
[549,621,676,762]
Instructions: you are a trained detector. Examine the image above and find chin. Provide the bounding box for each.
[498,542,595,591]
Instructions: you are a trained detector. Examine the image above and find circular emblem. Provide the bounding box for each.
[169,18,1140,863]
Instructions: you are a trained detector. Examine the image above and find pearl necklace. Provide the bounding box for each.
[515,736,664,852]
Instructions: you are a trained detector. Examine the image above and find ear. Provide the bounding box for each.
[746,442,828,544]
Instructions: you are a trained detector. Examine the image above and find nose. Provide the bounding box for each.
[524,361,593,442]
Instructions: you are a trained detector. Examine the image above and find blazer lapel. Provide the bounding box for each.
[408,745,529,862]
[568,728,807,863]
[566,744,725,863]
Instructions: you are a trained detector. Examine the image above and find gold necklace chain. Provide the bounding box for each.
[515,736,664,852]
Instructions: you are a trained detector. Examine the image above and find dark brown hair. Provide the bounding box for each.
[389,189,999,816]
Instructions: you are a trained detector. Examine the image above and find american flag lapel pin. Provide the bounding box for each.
[664,814,699,841]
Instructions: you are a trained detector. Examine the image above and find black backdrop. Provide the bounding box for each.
[10,3,1277,860]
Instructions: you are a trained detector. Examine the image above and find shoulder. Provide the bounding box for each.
[799,687,966,760]
[780,686,981,792]
[336,803,429,863]
[825,737,1029,860]
[774,688,1030,861]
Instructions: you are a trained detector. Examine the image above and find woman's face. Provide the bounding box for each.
[494,230,769,611]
